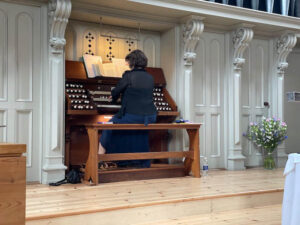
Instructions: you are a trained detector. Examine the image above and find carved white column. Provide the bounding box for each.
[42,0,71,184]
[228,25,253,170]
[274,32,297,167]
[182,15,204,121]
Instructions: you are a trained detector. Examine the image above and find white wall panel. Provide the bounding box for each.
[193,32,225,169]
[0,1,42,182]
[193,38,205,106]
[241,39,270,167]
[254,46,264,107]
[143,37,155,67]
[242,48,250,107]
[16,12,33,102]
[65,25,76,60]
[160,28,176,98]
[0,109,7,142]
[16,110,32,167]
[210,40,221,106]
[210,114,221,157]
[195,113,206,156]
[0,10,7,102]
[241,114,250,155]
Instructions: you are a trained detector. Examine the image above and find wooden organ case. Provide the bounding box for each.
[65,60,179,171]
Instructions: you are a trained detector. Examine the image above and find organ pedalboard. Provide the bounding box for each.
[65,60,179,170]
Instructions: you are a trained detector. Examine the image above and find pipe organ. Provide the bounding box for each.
[65,60,179,169]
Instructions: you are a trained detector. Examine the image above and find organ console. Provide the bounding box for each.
[65,60,179,170]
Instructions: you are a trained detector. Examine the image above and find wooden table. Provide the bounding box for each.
[0,143,26,225]
[84,123,201,185]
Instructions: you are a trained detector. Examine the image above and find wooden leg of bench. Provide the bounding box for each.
[186,129,200,178]
[84,128,99,185]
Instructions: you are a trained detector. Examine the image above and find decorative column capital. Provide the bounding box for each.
[232,25,254,71]
[182,15,204,66]
[48,0,72,54]
[276,32,297,75]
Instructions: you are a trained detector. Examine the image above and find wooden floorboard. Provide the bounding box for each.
[136,204,282,225]
[26,168,284,221]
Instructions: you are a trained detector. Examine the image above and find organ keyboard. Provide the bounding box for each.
[65,60,179,169]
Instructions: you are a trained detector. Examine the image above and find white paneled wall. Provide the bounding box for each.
[0,9,7,102]
[0,2,42,182]
[193,32,225,169]
[241,39,270,167]
[16,13,33,102]
[66,20,160,67]
[0,110,6,142]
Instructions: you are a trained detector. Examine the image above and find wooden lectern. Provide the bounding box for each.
[0,143,26,225]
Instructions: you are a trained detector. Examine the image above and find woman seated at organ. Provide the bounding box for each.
[98,50,157,168]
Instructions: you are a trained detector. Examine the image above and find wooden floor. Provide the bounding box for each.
[137,204,282,225]
[26,168,284,224]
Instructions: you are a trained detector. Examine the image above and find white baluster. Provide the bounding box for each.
[281,0,290,15]
[237,0,244,7]
[266,0,274,12]
[209,0,216,2]
[251,0,259,10]
[222,0,229,3]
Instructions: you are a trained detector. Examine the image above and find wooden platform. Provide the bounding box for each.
[26,168,284,225]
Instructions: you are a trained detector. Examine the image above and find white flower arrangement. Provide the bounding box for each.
[243,117,288,153]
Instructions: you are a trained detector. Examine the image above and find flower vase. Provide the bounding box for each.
[263,149,277,170]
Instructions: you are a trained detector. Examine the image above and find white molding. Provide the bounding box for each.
[130,0,300,31]
[49,0,72,53]
[181,15,204,124]
[232,25,253,146]
[272,32,297,167]
[233,25,254,71]
[276,32,298,74]
[182,15,204,66]
[41,0,71,184]
[226,25,254,170]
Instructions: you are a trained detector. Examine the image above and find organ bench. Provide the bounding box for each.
[83,123,201,185]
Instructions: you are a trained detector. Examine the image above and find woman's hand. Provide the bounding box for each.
[108,96,112,102]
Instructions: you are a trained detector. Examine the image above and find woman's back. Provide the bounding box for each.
[112,68,156,116]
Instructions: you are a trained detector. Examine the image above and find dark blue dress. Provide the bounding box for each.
[100,68,157,168]
[100,113,156,167]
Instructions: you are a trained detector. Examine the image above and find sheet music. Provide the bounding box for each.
[83,54,103,78]
[112,58,130,77]
[83,55,130,78]
[102,63,118,77]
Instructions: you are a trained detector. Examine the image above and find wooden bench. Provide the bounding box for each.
[84,123,201,185]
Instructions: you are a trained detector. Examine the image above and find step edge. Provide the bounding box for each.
[25,188,283,221]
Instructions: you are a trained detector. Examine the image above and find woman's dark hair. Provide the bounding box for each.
[125,50,148,69]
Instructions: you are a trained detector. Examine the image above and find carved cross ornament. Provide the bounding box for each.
[232,26,253,71]
[276,32,297,75]
[48,0,72,53]
[182,16,204,66]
